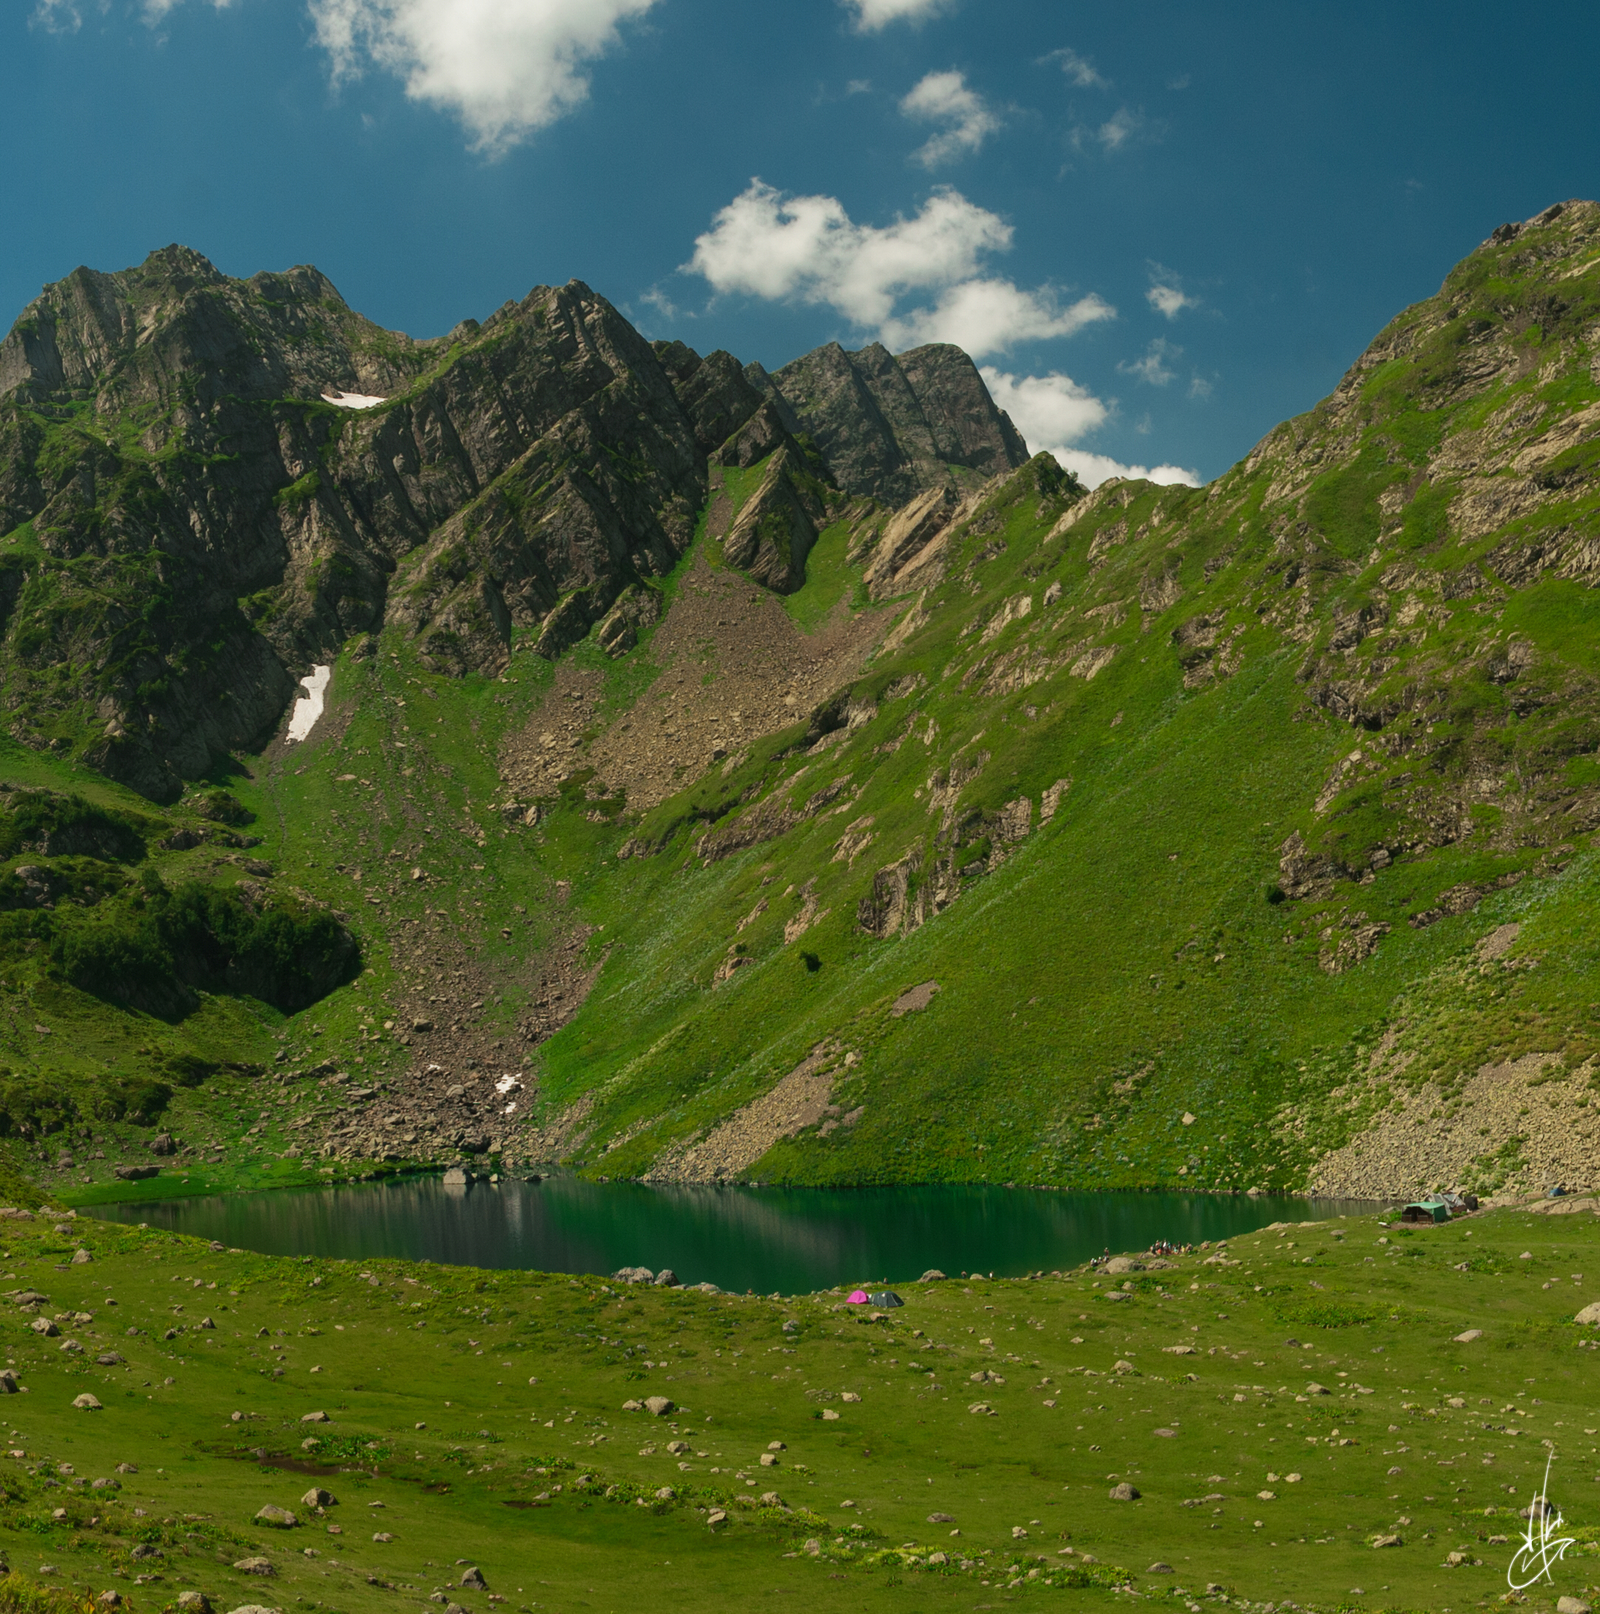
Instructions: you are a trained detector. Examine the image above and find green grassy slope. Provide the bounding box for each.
[0,1198,1592,1614]
[5,204,1600,1198]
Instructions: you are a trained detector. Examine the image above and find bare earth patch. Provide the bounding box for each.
[642,1043,844,1184]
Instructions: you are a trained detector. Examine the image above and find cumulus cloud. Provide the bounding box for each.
[1042,46,1105,88]
[1095,106,1145,150]
[981,367,1200,490]
[883,279,1112,358]
[842,0,953,31]
[30,0,85,30]
[1119,337,1179,386]
[1053,450,1200,488]
[688,179,1111,361]
[900,70,1000,167]
[1147,283,1194,318]
[306,0,658,155]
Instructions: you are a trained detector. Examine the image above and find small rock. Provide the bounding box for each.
[920,1270,946,1282]
[254,1506,297,1529]
[1372,1534,1403,1549]
[1306,1382,1331,1395]
[31,1318,57,1337]
[302,1488,336,1508]
[643,1396,674,1417]
[1109,1482,1140,1502]
[1575,1303,1600,1326]
[175,1594,210,1614]
[767,1440,786,1451]
[653,1487,675,1502]
[759,1453,778,1467]
[72,1394,102,1411]
[0,1370,18,1393]
[70,1250,92,1265]
[460,1567,487,1590]
[1453,1328,1484,1343]
[1112,1359,1137,1375]
[1148,1562,1174,1574]
[299,1411,330,1423]
[928,1512,956,1523]
[621,1399,643,1412]
[232,1558,275,1576]
[1103,1257,1143,1275]
[651,1269,679,1288]
[927,1551,948,1566]
[1557,1597,1592,1614]
[758,1491,782,1508]
[706,1509,727,1527]
[666,1441,690,1456]
[372,1532,394,1543]
[97,1593,121,1607]
[226,1606,279,1614]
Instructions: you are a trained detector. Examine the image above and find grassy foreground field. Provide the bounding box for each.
[0,1201,1589,1614]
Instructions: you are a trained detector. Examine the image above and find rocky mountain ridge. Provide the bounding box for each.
[0,246,1027,802]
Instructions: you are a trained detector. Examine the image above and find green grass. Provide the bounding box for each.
[0,1200,1587,1613]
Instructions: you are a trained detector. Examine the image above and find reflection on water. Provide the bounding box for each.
[89,1176,1378,1294]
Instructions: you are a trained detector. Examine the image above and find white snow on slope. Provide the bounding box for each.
[321,390,388,409]
[286,665,332,743]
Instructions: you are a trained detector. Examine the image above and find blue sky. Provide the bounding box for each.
[9,0,1600,485]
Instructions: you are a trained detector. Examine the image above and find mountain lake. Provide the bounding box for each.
[88,1176,1380,1292]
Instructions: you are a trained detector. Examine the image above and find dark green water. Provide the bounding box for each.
[89,1177,1376,1293]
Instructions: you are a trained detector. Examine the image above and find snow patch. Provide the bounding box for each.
[321,390,387,409]
[286,665,332,743]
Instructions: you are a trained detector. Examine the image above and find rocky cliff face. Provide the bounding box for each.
[0,249,1024,800]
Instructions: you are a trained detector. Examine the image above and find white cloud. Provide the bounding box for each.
[884,279,1112,358]
[981,366,1200,490]
[688,179,1113,361]
[981,367,1106,452]
[842,0,953,31]
[30,0,83,30]
[1054,450,1200,489]
[1095,106,1144,150]
[900,70,999,167]
[1119,337,1179,386]
[1147,283,1194,319]
[1043,46,1105,88]
[688,179,1009,330]
[306,0,658,155]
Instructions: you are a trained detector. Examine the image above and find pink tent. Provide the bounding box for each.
[846,1289,869,1304]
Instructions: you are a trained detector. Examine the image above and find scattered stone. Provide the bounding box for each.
[97,1592,120,1607]
[175,1594,210,1614]
[1103,1257,1143,1275]
[72,1394,102,1411]
[0,1370,18,1393]
[1453,1328,1484,1342]
[233,1559,275,1576]
[1372,1534,1403,1549]
[1575,1303,1600,1326]
[372,1532,394,1543]
[71,1250,92,1265]
[621,1400,643,1412]
[225,1606,279,1614]
[1556,1597,1592,1614]
[1112,1359,1137,1375]
[666,1441,690,1456]
[758,1491,782,1508]
[255,1506,297,1529]
[31,1318,57,1337]
[300,1411,330,1423]
[1109,1482,1140,1502]
[653,1487,675,1502]
[920,1269,946,1282]
[613,1267,654,1285]
[1148,1562,1174,1574]
[301,1489,336,1509]
[651,1269,679,1288]
[1306,1382,1331,1395]
[706,1510,727,1528]
[643,1396,674,1417]
[759,1453,778,1467]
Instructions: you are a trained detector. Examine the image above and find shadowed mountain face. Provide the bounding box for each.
[0,250,1026,801]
